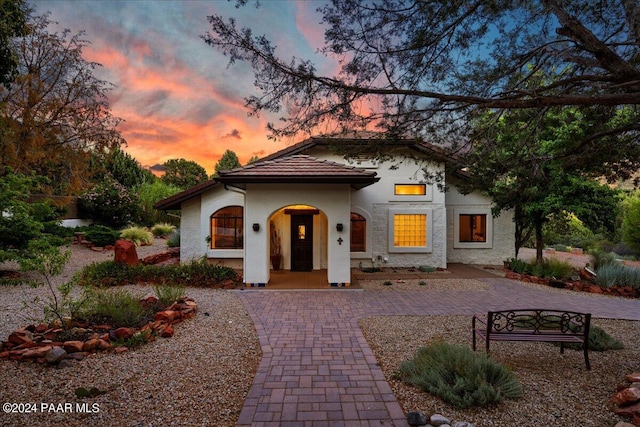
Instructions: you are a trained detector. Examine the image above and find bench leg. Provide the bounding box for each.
[584,346,591,370]
[560,343,565,354]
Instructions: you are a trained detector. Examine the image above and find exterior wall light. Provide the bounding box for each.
[252,223,260,232]
[336,223,344,232]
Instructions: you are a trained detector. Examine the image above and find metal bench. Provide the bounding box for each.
[472,309,591,370]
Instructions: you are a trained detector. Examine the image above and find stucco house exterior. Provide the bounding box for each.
[155,134,515,286]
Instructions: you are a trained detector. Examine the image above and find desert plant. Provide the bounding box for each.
[151,222,176,237]
[111,330,152,349]
[81,288,153,328]
[167,230,180,248]
[564,325,624,352]
[595,264,640,290]
[120,226,154,246]
[383,280,393,286]
[590,249,617,271]
[154,283,185,307]
[84,225,120,247]
[396,341,523,409]
[541,258,574,279]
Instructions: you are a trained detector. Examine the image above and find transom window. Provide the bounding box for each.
[459,214,487,242]
[394,184,426,195]
[210,206,243,249]
[350,212,366,252]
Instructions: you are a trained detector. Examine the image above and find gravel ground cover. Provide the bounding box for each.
[0,240,261,427]
[360,314,640,427]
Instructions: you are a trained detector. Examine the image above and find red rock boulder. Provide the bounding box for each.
[114,239,139,266]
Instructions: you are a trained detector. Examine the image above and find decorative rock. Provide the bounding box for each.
[114,239,139,266]
[406,410,428,426]
[613,401,640,418]
[452,422,475,427]
[45,346,67,364]
[83,338,101,352]
[161,325,174,338]
[611,388,640,406]
[63,341,84,353]
[430,414,451,426]
[626,373,640,383]
[56,358,76,369]
[8,329,33,346]
[66,352,85,361]
[114,346,128,354]
[155,310,176,323]
[113,327,134,340]
[613,422,636,427]
[97,339,111,351]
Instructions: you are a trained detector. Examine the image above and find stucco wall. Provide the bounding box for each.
[180,196,202,261]
[445,185,515,264]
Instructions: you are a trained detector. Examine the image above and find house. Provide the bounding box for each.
[155,134,515,286]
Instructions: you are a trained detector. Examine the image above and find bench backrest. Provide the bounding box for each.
[488,309,590,336]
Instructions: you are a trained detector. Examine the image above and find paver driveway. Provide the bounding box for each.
[234,277,640,426]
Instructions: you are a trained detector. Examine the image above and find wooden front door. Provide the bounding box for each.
[290,214,313,271]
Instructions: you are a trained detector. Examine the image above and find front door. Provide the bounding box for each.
[291,215,313,271]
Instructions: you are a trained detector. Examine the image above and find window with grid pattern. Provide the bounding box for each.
[210,206,243,249]
[393,214,426,247]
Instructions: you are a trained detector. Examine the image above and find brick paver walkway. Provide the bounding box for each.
[234,278,640,426]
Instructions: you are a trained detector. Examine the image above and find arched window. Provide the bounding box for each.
[210,206,243,249]
[350,212,366,252]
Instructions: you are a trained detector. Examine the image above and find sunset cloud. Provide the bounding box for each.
[31,0,325,174]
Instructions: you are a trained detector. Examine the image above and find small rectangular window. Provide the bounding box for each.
[298,225,306,240]
[459,214,487,243]
[394,184,426,195]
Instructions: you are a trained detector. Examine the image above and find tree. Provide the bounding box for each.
[247,155,260,165]
[462,107,628,263]
[203,1,639,145]
[0,13,124,194]
[621,193,640,254]
[213,149,242,177]
[161,158,208,189]
[104,147,154,189]
[0,0,29,88]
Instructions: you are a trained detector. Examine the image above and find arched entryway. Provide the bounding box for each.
[268,204,328,274]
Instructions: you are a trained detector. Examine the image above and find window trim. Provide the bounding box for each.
[388,208,433,253]
[453,208,493,249]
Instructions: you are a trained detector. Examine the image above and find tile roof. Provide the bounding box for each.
[217,155,379,189]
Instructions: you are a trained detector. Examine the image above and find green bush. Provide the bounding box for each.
[84,225,120,247]
[590,249,617,271]
[80,288,153,328]
[75,259,239,288]
[120,226,154,246]
[154,283,185,307]
[595,264,640,290]
[167,230,180,248]
[564,325,624,352]
[151,223,176,237]
[396,341,523,409]
[508,258,574,278]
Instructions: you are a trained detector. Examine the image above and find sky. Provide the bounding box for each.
[30,0,333,174]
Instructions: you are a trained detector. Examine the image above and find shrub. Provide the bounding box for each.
[84,225,120,247]
[396,341,523,409]
[590,249,617,271]
[595,264,640,290]
[383,280,393,286]
[167,230,180,248]
[120,226,154,246]
[78,176,139,228]
[154,283,185,307]
[564,325,624,352]
[75,259,239,288]
[81,288,153,328]
[507,257,574,278]
[151,223,176,237]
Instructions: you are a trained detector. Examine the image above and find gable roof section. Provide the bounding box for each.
[154,179,220,211]
[216,155,379,190]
